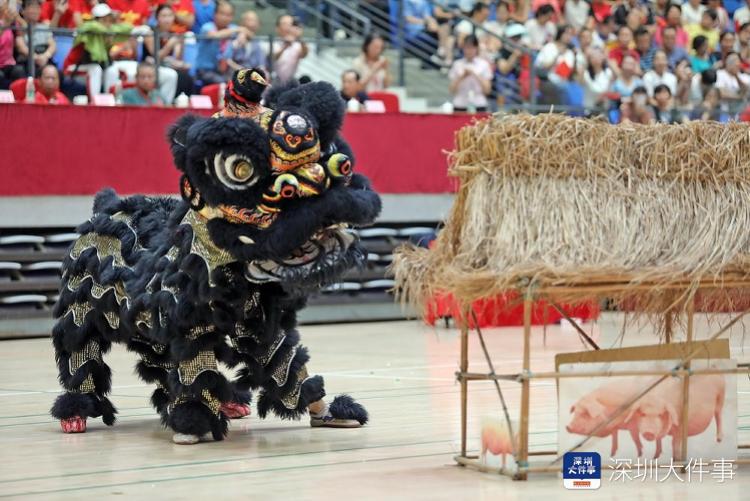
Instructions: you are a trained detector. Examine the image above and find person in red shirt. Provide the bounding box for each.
[608,26,640,73]
[590,0,612,24]
[40,0,94,28]
[151,0,194,33]
[33,63,70,103]
[108,0,151,26]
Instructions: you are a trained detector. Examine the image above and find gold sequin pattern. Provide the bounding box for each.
[183,211,236,283]
[166,245,180,261]
[68,338,101,375]
[70,233,128,268]
[64,301,93,327]
[280,367,310,410]
[132,335,166,354]
[171,388,221,416]
[140,350,176,370]
[66,274,128,306]
[243,292,261,316]
[270,346,298,386]
[72,373,96,394]
[257,334,286,366]
[234,322,260,342]
[187,325,216,340]
[135,310,153,331]
[162,283,179,297]
[177,350,218,385]
[103,311,120,329]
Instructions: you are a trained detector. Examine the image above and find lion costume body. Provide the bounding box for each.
[49,75,381,444]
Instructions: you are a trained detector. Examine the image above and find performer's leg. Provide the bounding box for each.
[245,327,368,427]
[305,368,369,429]
[50,308,117,433]
[166,331,233,444]
[130,336,175,418]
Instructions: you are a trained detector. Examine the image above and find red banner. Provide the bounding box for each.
[0,105,481,195]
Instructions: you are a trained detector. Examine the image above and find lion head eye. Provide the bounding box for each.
[326,153,353,179]
[233,161,253,182]
[213,154,258,189]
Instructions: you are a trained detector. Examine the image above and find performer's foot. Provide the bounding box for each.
[310,395,368,428]
[172,432,213,445]
[60,416,87,433]
[220,402,250,419]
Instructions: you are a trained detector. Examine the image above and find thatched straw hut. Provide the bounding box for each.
[393,114,750,316]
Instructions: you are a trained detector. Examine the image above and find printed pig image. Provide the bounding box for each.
[625,374,725,459]
[481,418,519,468]
[565,379,646,457]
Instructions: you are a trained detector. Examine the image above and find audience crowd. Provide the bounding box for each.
[423,0,750,121]
[1,0,749,121]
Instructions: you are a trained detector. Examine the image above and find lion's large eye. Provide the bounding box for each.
[213,154,258,189]
[326,153,353,179]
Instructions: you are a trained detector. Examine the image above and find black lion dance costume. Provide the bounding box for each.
[50,69,381,444]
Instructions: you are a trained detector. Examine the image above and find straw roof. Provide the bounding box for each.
[393,114,750,315]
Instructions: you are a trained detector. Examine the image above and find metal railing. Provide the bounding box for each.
[290,0,371,53]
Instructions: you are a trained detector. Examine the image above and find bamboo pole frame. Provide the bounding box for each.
[453,281,750,481]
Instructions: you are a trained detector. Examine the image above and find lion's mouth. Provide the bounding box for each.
[243,224,359,285]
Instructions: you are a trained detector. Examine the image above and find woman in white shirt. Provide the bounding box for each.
[448,34,493,111]
[579,47,614,109]
[351,33,392,93]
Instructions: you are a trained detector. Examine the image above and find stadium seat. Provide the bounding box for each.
[107,81,136,95]
[368,91,400,112]
[53,35,74,71]
[9,78,41,102]
[200,83,222,106]
[564,82,585,116]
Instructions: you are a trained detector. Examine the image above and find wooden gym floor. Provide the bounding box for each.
[1,314,749,499]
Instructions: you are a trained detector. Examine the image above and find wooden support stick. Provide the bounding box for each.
[548,300,600,350]
[459,305,470,459]
[457,366,750,382]
[680,301,694,467]
[515,292,533,481]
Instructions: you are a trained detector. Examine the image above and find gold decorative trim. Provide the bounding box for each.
[280,367,310,410]
[103,311,120,329]
[71,373,96,394]
[177,350,218,385]
[68,338,101,375]
[135,310,153,332]
[70,233,128,268]
[270,346,298,386]
[171,388,221,416]
[187,325,216,340]
[182,210,236,285]
[63,301,93,327]
[66,274,129,307]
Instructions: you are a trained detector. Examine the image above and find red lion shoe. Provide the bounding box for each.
[220,402,251,419]
[60,416,87,433]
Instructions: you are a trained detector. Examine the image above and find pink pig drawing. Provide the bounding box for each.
[481,418,519,468]
[565,379,648,457]
[624,374,725,459]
